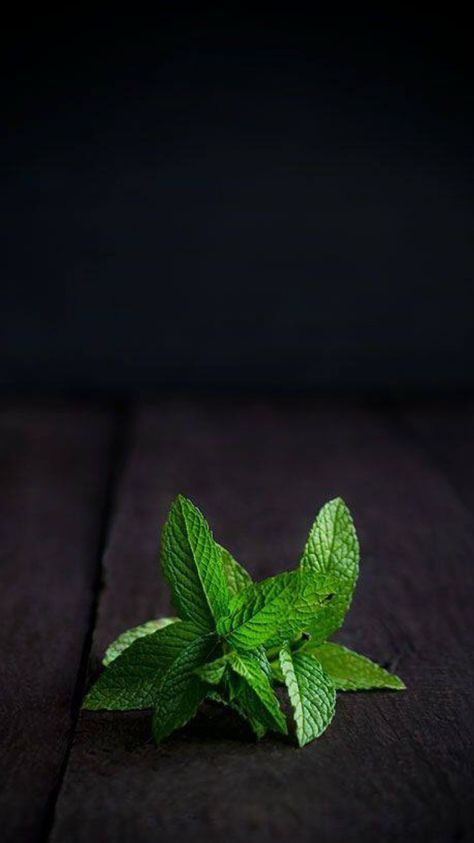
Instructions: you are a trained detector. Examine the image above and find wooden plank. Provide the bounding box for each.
[51,399,474,843]
[0,401,115,842]
[401,399,474,512]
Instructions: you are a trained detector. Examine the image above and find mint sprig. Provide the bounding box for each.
[83,494,405,747]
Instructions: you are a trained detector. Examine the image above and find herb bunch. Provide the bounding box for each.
[83,496,404,747]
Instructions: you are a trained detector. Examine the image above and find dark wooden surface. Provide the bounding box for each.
[0,402,114,842]
[1,398,473,843]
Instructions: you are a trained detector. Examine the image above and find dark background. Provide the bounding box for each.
[2,4,473,393]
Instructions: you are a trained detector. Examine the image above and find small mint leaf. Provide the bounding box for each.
[161,495,230,631]
[207,686,268,739]
[228,679,269,738]
[300,498,359,642]
[303,642,406,691]
[279,644,336,747]
[228,649,288,735]
[195,655,228,685]
[103,617,179,666]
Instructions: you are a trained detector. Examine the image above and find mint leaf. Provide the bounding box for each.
[300,498,359,641]
[152,633,218,742]
[206,689,226,704]
[195,655,228,685]
[161,495,230,630]
[304,642,406,691]
[84,493,405,748]
[207,686,268,739]
[279,644,336,747]
[218,570,334,651]
[83,621,203,711]
[227,675,269,738]
[218,544,252,595]
[228,649,288,735]
[103,617,178,666]
[217,570,293,643]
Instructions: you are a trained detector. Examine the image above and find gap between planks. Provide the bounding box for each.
[40,403,131,843]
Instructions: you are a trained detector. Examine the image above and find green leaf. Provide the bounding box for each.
[152,634,218,743]
[269,660,284,684]
[228,649,288,735]
[161,495,230,630]
[195,655,228,685]
[218,569,334,651]
[227,676,269,738]
[84,493,403,748]
[207,686,268,739]
[103,617,179,666]
[218,544,252,595]
[279,644,336,747]
[300,498,359,642]
[304,642,406,691]
[83,621,203,711]
[206,689,225,704]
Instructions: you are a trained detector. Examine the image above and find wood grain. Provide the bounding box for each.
[49,399,474,843]
[401,399,474,512]
[0,402,114,842]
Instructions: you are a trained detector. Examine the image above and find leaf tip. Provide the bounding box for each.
[81,693,94,710]
[170,493,186,511]
[329,495,347,506]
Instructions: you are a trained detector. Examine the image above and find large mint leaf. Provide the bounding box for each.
[161,495,230,630]
[103,617,178,666]
[218,544,252,595]
[300,497,359,641]
[83,621,203,711]
[218,570,334,651]
[279,644,336,747]
[152,634,218,743]
[228,649,288,735]
[304,642,405,690]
